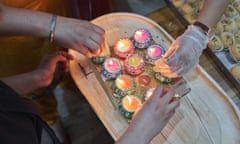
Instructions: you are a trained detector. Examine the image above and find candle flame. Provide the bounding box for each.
[127,96,133,104]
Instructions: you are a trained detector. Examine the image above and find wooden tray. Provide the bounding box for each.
[69,12,240,143]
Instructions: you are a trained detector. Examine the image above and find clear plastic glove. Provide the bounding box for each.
[153,25,209,78]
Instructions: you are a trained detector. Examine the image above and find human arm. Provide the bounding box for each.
[154,0,230,77]
[0,2,104,55]
[0,51,73,96]
[115,86,180,144]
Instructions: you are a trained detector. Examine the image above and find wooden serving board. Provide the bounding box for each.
[69,12,240,144]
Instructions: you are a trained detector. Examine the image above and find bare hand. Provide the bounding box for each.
[54,17,105,55]
[34,51,74,87]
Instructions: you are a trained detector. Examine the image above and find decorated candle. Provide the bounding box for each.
[144,87,156,101]
[114,38,135,59]
[91,55,106,65]
[138,75,152,86]
[124,54,145,76]
[113,74,136,98]
[133,28,152,49]
[101,57,122,80]
[155,72,176,84]
[119,95,142,119]
[145,44,165,64]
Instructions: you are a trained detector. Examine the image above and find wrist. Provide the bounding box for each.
[193,21,214,40]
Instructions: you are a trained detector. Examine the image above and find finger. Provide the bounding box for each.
[90,23,105,34]
[167,99,180,113]
[160,89,175,105]
[73,44,89,55]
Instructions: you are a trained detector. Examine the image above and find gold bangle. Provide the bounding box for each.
[49,14,57,43]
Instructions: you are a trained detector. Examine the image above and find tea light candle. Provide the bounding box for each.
[145,44,165,64]
[144,87,156,101]
[155,72,176,84]
[114,38,135,59]
[113,74,136,98]
[138,75,151,86]
[133,28,152,49]
[124,54,145,76]
[101,57,122,80]
[119,95,142,119]
[91,55,106,65]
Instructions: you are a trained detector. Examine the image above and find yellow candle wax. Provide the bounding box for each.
[128,56,141,67]
[123,96,141,112]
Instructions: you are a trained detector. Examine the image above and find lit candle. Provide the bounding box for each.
[119,95,142,119]
[124,54,145,76]
[114,38,135,59]
[113,74,136,98]
[145,44,165,64]
[101,57,122,80]
[144,87,156,101]
[133,28,152,49]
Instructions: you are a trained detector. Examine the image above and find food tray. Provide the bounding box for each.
[77,12,189,121]
[165,0,240,90]
[69,12,240,143]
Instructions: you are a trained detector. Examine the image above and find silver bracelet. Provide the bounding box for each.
[49,14,57,43]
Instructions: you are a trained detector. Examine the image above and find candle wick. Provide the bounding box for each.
[127,96,132,104]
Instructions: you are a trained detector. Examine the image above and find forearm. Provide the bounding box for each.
[0,2,52,38]
[0,71,44,96]
[115,122,148,144]
[197,0,229,28]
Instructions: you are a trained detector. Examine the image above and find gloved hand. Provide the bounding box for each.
[153,25,210,78]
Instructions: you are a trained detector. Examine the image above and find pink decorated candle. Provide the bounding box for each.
[124,54,145,76]
[102,57,122,80]
[145,44,165,64]
[133,28,152,49]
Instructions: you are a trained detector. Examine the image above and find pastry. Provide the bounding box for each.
[230,65,240,81]
[233,1,240,12]
[224,5,238,17]
[234,31,240,43]
[186,13,198,24]
[234,17,240,29]
[172,0,185,8]
[220,32,235,48]
[207,35,223,51]
[221,18,237,33]
[214,22,224,35]
[230,44,240,61]
[187,0,197,4]
[182,3,195,15]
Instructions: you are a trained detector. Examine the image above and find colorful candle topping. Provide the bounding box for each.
[114,38,135,59]
[119,95,142,119]
[113,74,135,98]
[145,44,165,64]
[101,57,122,80]
[124,54,145,76]
[133,28,152,49]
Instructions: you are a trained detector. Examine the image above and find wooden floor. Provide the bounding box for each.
[55,5,240,144]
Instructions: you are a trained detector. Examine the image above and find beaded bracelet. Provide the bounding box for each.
[49,14,57,43]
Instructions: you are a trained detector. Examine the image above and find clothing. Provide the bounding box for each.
[0,0,70,125]
[0,80,60,144]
